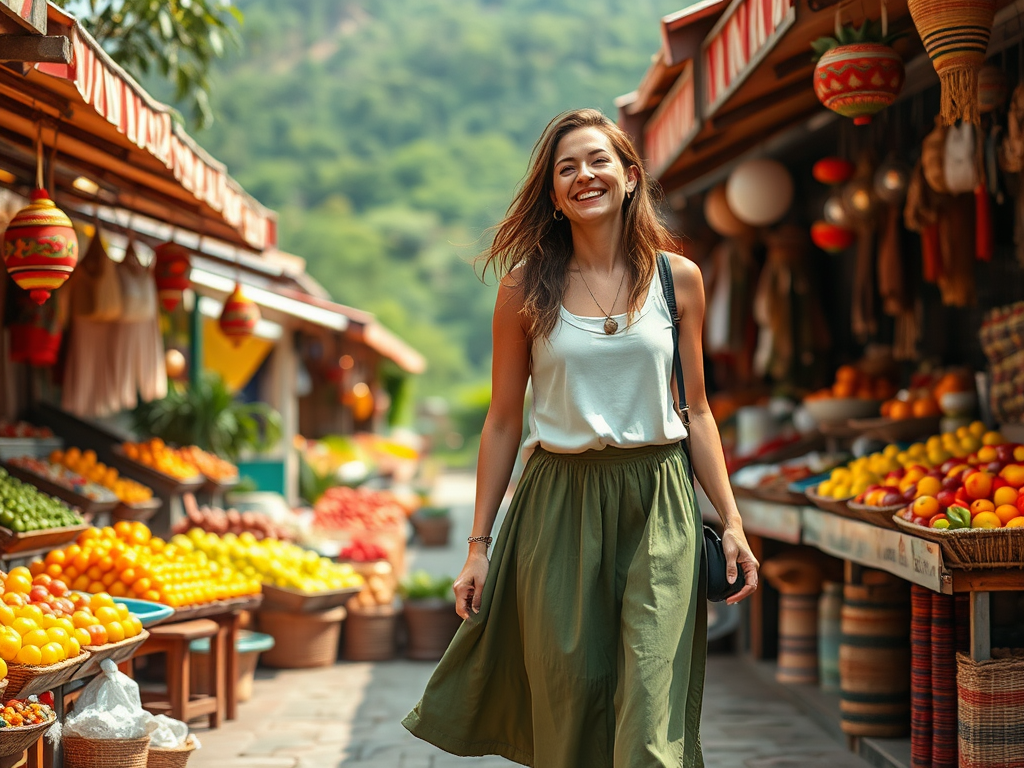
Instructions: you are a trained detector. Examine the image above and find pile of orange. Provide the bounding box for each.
[881,394,942,421]
[121,439,199,481]
[178,446,238,482]
[32,521,260,609]
[0,567,142,670]
[51,448,153,505]
[805,365,897,402]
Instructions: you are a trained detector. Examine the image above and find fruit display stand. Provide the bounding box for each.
[727,490,1024,768]
[107,447,205,496]
[5,651,92,698]
[0,524,91,562]
[260,584,362,613]
[111,498,163,524]
[1,462,119,518]
[76,630,151,678]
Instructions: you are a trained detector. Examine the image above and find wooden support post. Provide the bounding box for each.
[970,592,991,661]
[0,35,71,64]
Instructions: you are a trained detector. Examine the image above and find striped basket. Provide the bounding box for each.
[931,593,957,768]
[957,650,1024,768]
[910,586,932,768]
[908,0,996,125]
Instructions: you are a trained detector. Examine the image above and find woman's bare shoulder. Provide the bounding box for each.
[663,251,702,292]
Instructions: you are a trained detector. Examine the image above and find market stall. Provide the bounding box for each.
[618,1,1024,766]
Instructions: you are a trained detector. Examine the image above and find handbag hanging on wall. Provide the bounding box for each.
[656,252,746,603]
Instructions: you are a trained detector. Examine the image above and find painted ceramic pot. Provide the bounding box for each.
[154,242,192,312]
[811,221,856,253]
[219,283,260,346]
[814,43,905,126]
[2,189,79,305]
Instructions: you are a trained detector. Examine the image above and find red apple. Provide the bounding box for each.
[937,490,958,509]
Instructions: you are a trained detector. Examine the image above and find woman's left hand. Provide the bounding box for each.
[721,527,759,605]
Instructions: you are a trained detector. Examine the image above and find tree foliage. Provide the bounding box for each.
[51,0,243,128]
[176,0,685,396]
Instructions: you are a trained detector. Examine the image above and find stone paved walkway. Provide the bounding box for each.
[187,472,873,768]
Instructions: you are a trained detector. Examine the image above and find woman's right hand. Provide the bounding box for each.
[453,552,489,619]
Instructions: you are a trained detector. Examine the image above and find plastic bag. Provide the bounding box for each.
[146,715,194,749]
[63,659,149,739]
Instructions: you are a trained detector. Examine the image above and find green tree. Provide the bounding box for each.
[51,0,243,128]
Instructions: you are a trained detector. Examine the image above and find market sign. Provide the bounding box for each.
[643,62,697,178]
[0,0,46,34]
[801,508,946,593]
[703,0,796,117]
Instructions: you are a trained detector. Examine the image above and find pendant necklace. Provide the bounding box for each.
[574,261,626,335]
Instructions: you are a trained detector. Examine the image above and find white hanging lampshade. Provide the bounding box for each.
[725,159,794,226]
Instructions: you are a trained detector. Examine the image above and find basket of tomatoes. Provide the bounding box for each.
[0,698,56,757]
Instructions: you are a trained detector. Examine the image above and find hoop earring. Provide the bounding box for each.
[553,209,564,221]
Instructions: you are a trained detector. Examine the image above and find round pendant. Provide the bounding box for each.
[603,317,618,335]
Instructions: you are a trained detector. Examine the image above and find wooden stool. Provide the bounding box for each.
[129,619,223,728]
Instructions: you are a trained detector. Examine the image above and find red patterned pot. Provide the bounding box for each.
[811,221,856,253]
[2,189,79,305]
[814,43,905,126]
[218,283,260,346]
[154,242,192,312]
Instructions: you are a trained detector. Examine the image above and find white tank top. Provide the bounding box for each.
[521,275,688,462]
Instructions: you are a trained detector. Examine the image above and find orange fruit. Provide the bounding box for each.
[994,487,1019,507]
[971,511,1002,529]
[889,401,913,421]
[0,604,15,626]
[995,505,1021,526]
[73,628,90,648]
[11,617,37,637]
[21,629,49,649]
[912,397,941,418]
[912,496,940,518]
[916,476,942,497]
[833,381,855,399]
[39,642,64,665]
[836,365,858,383]
[881,400,895,418]
[67,637,80,658]
[44,550,65,567]
[1005,517,1024,528]
[970,499,996,516]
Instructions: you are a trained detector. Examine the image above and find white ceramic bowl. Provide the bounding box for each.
[803,397,882,426]
[939,390,977,417]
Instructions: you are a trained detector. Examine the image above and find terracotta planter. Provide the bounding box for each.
[410,513,451,547]
[404,599,462,660]
[814,43,905,125]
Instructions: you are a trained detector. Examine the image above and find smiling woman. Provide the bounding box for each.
[403,109,759,768]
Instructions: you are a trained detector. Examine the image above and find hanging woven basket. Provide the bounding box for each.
[908,0,996,125]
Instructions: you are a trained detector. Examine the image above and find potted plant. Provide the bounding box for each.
[410,505,452,547]
[400,570,461,660]
[811,19,906,125]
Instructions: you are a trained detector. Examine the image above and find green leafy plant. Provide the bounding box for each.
[51,0,243,128]
[131,373,282,460]
[415,506,451,519]
[811,20,906,60]
[400,570,455,602]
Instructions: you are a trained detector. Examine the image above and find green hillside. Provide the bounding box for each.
[194,0,685,401]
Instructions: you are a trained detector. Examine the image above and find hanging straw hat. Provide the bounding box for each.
[908,0,996,125]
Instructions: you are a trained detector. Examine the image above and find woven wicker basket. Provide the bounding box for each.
[0,715,54,757]
[63,735,151,768]
[805,486,856,518]
[404,599,462,661]
[146,736,197,768]
[6,651,90,698]
[957,650,1024,766]
[257,607,346,668]
[79,630,150,677]
[892,515,1024,568]
[343,604,398,661]
[846,501,904,530]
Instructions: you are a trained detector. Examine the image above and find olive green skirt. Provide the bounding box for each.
[402,442,707,768]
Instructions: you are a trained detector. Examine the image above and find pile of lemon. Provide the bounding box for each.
[816,422,1004,500]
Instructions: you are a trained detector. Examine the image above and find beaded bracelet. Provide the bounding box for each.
[467,535,493,547]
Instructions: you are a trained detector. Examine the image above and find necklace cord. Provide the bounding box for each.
[573,260,627,333]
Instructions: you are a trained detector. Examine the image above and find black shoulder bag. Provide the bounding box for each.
[656,252,745,603]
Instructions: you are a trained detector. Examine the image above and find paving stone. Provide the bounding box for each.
[243,734,320,755]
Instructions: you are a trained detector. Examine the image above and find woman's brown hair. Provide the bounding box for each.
[484,108,677,340]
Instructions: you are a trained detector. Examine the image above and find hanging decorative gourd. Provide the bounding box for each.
[725,159,793,227]
[154,242,192,312]
[811,221,856,252]
[2,189,79,305]
[908,0,995,125]
[812,157,856,185]
[218,283,260,346]
[811,15,905,126]
[977,64,1008,114]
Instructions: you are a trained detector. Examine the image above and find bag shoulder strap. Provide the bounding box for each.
[656,252,689,427]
